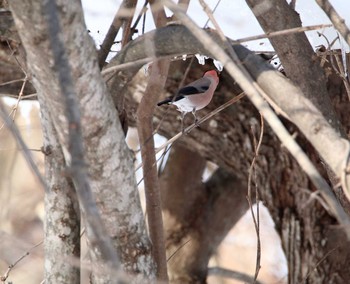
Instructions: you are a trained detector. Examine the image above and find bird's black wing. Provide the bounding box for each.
[157,77,211,106]
[178,85,209,95]
[178,77,212,96]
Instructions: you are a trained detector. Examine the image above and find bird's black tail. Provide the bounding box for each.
[157,98,172,106]
[157,95,185,106]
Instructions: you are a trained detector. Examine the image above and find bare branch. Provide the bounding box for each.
[246,115,264,282]
[208,267,263,284]
[235,24,332,44]
[130,0,149,36]
[333,52,350,100]
[315,0,350,47]
[98,0,137,68]
[245,0,343,134]
[1,241,43,282]
[121,0,138,47]
[149,0,169,26]
[0,76,27,131]
[0,101,47,191]
[137,60,169,281]
[136,1,170,281]
[177,0,190,12]
[303,246,340,282]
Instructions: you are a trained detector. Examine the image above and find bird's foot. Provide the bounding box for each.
[194,118,200,127]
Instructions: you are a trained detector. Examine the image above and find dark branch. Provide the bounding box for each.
[97,0,137,68]
[208,267,263,284]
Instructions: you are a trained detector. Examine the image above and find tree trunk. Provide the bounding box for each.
[160,145,249,283]
[40,103,81,283]
[8,0,155,282]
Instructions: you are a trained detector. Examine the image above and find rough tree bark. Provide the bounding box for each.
[8,0,155,282]
[160,145,249,283]
[40,104,81,283]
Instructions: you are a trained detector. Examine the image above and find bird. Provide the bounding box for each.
[157,70,219,132]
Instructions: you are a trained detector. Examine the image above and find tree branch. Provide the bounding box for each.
[208,267,263,284]
[315,0,350,47]
[160,145,249,282]
[137,60,169,281]
[245,0,342,133]
[136,0,170,281]
[0,101,47,191]
[98,0,137,68]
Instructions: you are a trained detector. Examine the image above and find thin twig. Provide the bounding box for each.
[208,267,263,284]
[203,0,222,28]
[1,93,37,99]
[246,114,264,283]
[0,78,25,87]
[11,75,27,122]
[157,144,171,176]
[235,24,332,44]
[130,0,149,35]
[333,51,350,100]
[137,143,172,186]
[166,239,191,262]
[0,147,42,152]
[300,188,331,214]
[0,101,47,191]
[6,40,27,75]
[102,57,155,75]
[199,21,263,284]
[1,240,43,282]
[102,54,197,76]
[0,76,27,131]
[315,0,350,47]
[303,246,339,282]
[98,0,137,68]
[178,57,195,88]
